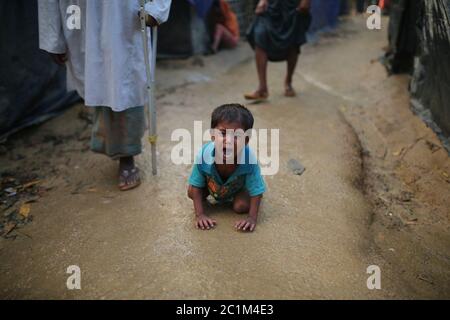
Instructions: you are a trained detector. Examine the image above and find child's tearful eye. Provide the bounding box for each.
[218,130,245,140]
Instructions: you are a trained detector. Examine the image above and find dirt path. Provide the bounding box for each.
[298,16,450,298]
[0,16,447,299]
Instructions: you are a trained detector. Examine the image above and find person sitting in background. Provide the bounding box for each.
[208,0,240,53]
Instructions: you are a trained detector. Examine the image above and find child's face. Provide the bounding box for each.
[211,121,249,164]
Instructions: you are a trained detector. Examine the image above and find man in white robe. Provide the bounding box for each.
[38,0,171,190]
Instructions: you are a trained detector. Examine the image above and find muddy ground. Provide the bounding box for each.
[0,16,449,299]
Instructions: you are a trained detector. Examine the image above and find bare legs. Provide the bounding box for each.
[255,46,269,95]
[212,24,239,53]
[285,47,299,96]
[187,186,250,214]
[245,46,299,100]
[244,46,269,100]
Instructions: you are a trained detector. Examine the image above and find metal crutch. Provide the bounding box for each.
[140,0,158,175]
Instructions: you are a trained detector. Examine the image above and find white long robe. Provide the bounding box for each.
[38,0,171,112]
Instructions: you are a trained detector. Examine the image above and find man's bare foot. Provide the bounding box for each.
[244,89,269,101]
[118,157,141,191]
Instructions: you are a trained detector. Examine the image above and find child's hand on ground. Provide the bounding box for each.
[196,214,217,230]
[235,217,257,232]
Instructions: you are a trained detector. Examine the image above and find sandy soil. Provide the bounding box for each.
[0,16,448,299]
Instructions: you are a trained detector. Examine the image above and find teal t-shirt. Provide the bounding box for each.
[188,142,266,201]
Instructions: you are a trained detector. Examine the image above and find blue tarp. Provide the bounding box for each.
[186,0,215,18]
[386,0,450,149]
[309,0,341,34]
[0,0,80,142]
[410,0,450,141]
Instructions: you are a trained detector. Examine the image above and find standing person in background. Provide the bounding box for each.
[356,0,379,13]
[356,0,366,13]
[38,0,171,191]
[209,0,240,53]
[244,0,312,101]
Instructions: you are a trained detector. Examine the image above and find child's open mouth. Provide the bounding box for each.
[223,147,234,158]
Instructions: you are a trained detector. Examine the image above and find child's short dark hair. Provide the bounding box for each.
[211,104,254,131]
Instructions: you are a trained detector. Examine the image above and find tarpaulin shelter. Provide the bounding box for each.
[386,0,450,143]
[308,0,342,34]
[0,0,80,142]
[385,0,420,74]
[187,0,216,18]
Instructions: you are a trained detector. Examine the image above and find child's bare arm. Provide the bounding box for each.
[189,186,216,230]
[235,195,262,232]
